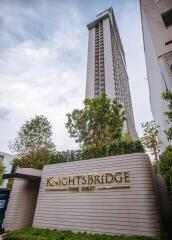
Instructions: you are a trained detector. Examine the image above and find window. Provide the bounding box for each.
[165,40,172,46]
[164,53,172,74]
[161,9,172,28]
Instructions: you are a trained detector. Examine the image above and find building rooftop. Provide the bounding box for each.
[87,7,112,29]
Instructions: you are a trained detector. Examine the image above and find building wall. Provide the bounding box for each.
[86,28,95,98]
[140,0,172,150]
[141,0,172,57]
[103,18,114,99]
[4,168,41,231]
[33,153,160,237]
[0,152,15,187]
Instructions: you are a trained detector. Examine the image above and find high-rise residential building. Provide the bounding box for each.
[140,0,172,150]
[86,7,138,139]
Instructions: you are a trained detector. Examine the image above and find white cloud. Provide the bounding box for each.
[0,0,153,154]
[0,1,87,152]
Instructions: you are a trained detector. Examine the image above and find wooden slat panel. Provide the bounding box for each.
[33,153,160,237]
[4,169,41,231]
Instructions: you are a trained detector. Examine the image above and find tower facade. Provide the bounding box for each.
[86,8,138,139]
[140,0,172,150]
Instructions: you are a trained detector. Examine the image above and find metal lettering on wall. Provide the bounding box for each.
[46,171,130,192]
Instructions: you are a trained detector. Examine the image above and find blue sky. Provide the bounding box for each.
[0,0,152,153]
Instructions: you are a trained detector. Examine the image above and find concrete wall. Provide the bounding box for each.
[33,153,160,237]
[140,0,172,150]
[141,8,169,150]
[4,168,41,231]
[140,0,172,58]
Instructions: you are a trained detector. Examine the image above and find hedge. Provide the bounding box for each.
[50,140,144,164]
[3,228,158,240]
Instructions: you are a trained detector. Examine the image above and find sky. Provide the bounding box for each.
[0,0,153,154]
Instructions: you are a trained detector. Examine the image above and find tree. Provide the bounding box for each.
[13,148,55,170]
[0,155,5,186]
[162,90,172,140]
[141,121,160,171]
[65,93,126,148]
[159,146,172,193]
[121,133,133,143]
[9,115,55,169]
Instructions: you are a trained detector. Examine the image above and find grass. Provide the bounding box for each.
[2,228,159,240]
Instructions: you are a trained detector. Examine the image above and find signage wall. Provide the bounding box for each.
[33,153,160,237]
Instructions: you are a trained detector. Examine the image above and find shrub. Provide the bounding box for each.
[3,228,158,240]
[159,146,172,193]
[50,140,144,164]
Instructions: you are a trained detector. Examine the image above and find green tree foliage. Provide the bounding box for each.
[0,156,5,186]
[159,146,172,193]
[13,149,55,170]
[141,121,160,171]
[7,179,14,190]
[65,93,126,148]
[159,90,172,193]
[162,90,172,140]
[9,115,55,169]
[121,133,133,143]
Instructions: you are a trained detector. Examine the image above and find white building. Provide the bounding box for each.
[140,0,172,150]
[86,7,138,139]
[0,152,14,187]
